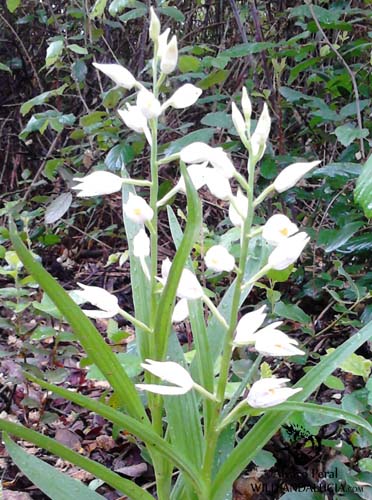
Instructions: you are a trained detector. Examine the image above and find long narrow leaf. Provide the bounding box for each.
[3,433,104,500]
[121,168,152,361]
[154,162,202,360]
[0,419,154,500]
[25,373,205,495]
[9,221,147,422]
[211,320,372,499]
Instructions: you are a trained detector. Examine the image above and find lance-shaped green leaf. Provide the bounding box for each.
[121,168,152,360]
[24,373,206,496]
[9,221,147,422]
[211,319,372,500]
[355,155,372,218]
[155,162,202,360]
[0,420,153,500]
[3,433,105,500]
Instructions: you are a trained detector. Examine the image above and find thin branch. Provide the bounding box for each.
[306,1,365,159]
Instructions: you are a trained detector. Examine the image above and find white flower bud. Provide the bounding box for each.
[231,102,246,141]
[204,245,235,273]
[205,168,232,200]
[123,193,154,224]
[149,7,161,43]
[254,323,305,357]
[72,171,123,197]
[229,189,248,227]
[160,35,178,74]
[180,142,214,164]
[241,87,252,124]
[262,214,298,246]
[176,163,208,193]
[136,359,194,395]
[268,232,310,270]
[75,283,119,319]
[93,63,137,90]
[164,84,202,110]
[250,103,271,160]
[118,105,151,144]
[273,161,321,193]
[234,306,267,346]
[136,88,162,119]
[247,378,302,408]
[172,298,189,323]
[158,28,170,58]
[133,228,150,258]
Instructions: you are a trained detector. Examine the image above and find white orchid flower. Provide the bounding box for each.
[163,84,202,110]
[158,28,170,58]
[136,359,194,395]
[208,148,235,179]
[133,228,150,280]
[118,105,151,144]
[136,88,161,119]
[262,214,298,246]
[93,63,137,90]
[250,103,271,160]
[180,142,215,164]
[160,258,203,300]
[72,171,123,197]
[172,298,189,323]
[247,377,302,408]
[123,193,154,224]
[273,161,321,193]
[160,35,178,74]
[75,283,120,319]
[176,163,209,193]
[254,322,305,357]
[205,168,232,200]
[234,305,267,346]
[149,7,161,42]
[268,232,310,270]
[229,189,248,227]
[205,245,235,273]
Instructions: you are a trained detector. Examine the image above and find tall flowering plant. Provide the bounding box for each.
[3,7,372,500]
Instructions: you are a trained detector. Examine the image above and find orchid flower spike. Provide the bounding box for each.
[136,359,194,395]
[160,35,178,74]
[268,231,310,270]
[93,63,138,90]
[234,305,267,346]
[247,377,302,408]
[262,214,298,246]
[72,171,123,197]
[163,84,202,110]
[250,103,271,160]
[205,245,235,273]
[254,322,305,357]
[75,283,120,319]
[118,105,152,144]
[273,161,321,193]
[123,193,154,224]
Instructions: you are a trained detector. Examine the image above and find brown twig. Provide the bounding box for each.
[306,0,365,159]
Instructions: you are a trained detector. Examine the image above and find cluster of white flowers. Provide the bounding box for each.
[69,7,322,409]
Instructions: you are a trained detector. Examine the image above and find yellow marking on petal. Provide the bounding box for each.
[279,227,289,237]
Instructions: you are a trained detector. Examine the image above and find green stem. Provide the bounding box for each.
[202,295,229,330]
[201,153,258,490]
[253,184,275,207]
[118,308,152,333]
